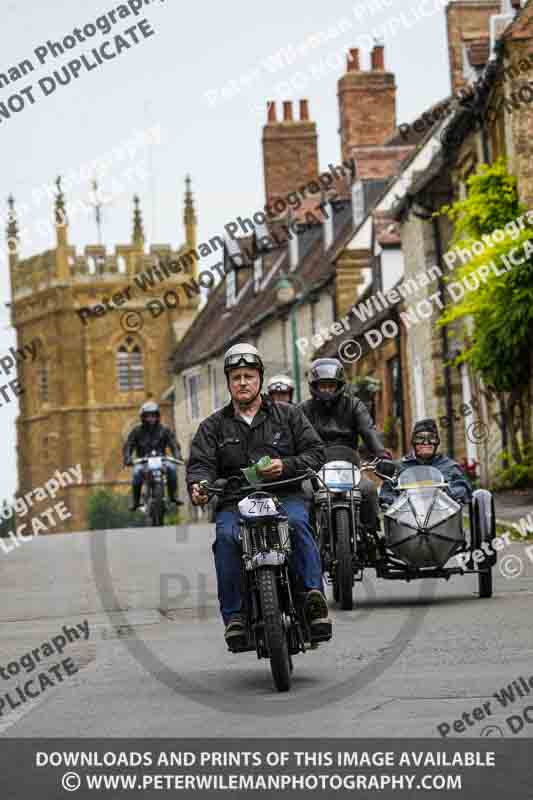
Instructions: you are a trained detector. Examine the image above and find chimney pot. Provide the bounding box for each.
[299,99,309,120]
[267,101,276,122]
[347,48,360,71]
[283,101,293,121]
[371,45,385,71]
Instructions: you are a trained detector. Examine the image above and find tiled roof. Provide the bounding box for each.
[172,201,356,372]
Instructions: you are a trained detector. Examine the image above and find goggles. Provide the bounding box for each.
[225,354,261,369]
[269,382,291,392]
[413,433,439,446]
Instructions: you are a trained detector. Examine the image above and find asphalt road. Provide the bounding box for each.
[1,523,532,739]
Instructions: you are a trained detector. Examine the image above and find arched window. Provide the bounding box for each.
[117,337,144,391]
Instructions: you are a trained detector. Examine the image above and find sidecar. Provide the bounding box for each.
[380,464,496,597]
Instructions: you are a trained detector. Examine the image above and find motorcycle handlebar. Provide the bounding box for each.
[132,456,185,466]
[198,470,314,499]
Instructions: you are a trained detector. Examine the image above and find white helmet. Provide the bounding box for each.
[223,343,264,377]
[267,374,295,398]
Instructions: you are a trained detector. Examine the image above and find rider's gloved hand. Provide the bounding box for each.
[191,483,209,506]
[378,449,393,460]
[124,458,133,467]
[257,458,283,479]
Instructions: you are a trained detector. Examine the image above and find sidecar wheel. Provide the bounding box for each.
[478,567,493,598]
[472,495,494,598]
[335,508,354,610]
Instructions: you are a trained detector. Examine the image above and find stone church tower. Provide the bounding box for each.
[7,178,199,533]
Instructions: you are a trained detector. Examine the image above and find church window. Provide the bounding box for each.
[117,337,144,391]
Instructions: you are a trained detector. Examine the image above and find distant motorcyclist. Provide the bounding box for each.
[123,401,182,510]
[187,343,331,646]
[267,374,295,404]
[299,358,389,532]
[380,418,472,507]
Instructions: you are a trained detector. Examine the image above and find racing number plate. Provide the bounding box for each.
[238,496,278,517]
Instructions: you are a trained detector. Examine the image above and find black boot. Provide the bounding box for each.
[129,485,142,512]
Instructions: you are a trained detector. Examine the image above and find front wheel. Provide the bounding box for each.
[257,568,291,692]
[150,482,165,527]
[335,508,354,610]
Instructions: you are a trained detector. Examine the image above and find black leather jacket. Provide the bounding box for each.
[299,387,384,455]
[186,395,325,509]
[123,422,181,464]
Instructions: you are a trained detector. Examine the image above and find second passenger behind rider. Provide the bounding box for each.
[300,358,390,534]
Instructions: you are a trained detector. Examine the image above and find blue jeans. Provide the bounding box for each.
[213,496,323,625]
[132,462,177,494]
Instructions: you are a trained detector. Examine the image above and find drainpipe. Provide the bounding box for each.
[433,214,455,459]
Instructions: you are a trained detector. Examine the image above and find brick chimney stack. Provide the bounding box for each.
[337,45,397,163]
[446,1,500,95]
[262,99,319,209]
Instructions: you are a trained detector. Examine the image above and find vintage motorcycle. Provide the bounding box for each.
[199,472,331,693]
[313,451,496,607]
[133,452,182,527]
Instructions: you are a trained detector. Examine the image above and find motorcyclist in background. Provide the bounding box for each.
[187,343,331,646]
[380,418,472,507]
[267,374,295,404]
[123,401,183,510]
[299,358,390,533]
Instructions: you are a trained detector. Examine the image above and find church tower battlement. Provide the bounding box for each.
[7,178,199,533]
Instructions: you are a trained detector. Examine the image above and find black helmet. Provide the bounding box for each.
[411,418,440,459]
[308,358,346,406]
[140,401,160,424]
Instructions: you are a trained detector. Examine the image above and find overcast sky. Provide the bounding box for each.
[0,0,451,500]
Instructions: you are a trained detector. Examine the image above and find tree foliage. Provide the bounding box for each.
[438,159,533,465]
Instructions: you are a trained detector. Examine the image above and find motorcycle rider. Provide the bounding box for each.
[300,358,389,532]
[187,343,331,646]
[123,401,183,510]
[380,418,472,506]
[267,374,295,404]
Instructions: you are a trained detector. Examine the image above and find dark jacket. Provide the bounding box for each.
[123,422,181,464]
[299,387,384,455]
[186,395,325,508]
[380,452,472,506]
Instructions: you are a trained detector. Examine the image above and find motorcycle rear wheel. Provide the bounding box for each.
[335,508,354,610]
[257,568,291,692]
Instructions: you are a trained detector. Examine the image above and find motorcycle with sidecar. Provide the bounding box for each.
[313,447,496,608]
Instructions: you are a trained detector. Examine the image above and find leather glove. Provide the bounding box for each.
[124,458,133,467]
[379,449,393,460]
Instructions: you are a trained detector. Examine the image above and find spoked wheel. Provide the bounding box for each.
[257,568,291,692]
[472,493,494,598]
[150,483,165,527]
[335,508,354,610]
